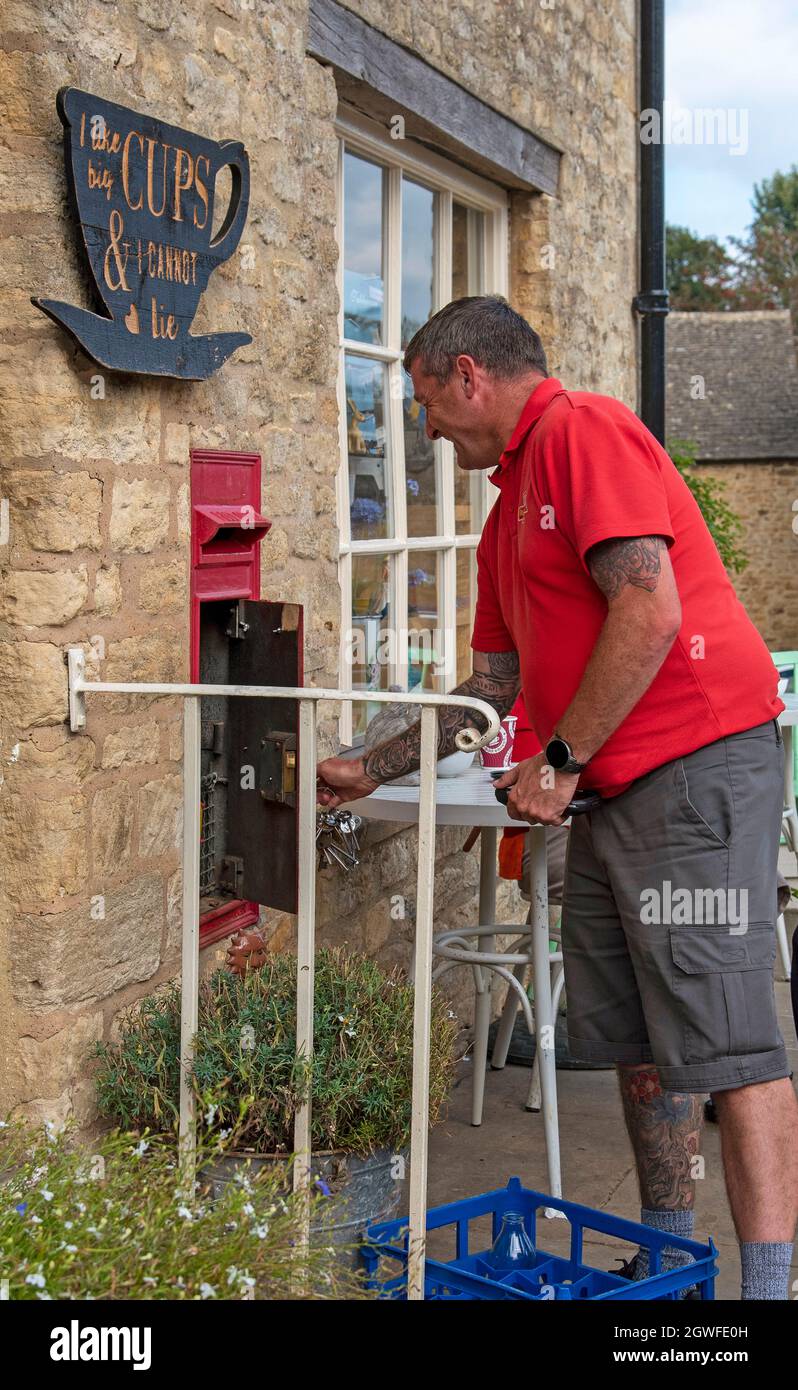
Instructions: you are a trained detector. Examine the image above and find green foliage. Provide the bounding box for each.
[733,166,798,315]
[668,439,749,575]
[0,1120,369,1300]
[666,224,739,310]
[93,947,458,1156]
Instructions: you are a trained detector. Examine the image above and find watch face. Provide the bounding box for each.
[547,737,569,770]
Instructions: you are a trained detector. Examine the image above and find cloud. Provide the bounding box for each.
[665,0,798,241]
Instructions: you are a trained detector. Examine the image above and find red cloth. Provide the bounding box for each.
[472,378,783,798]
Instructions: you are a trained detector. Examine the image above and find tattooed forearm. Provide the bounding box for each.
[363,649,520,785]
[588,536,667,601]
[618,1065,703,1210]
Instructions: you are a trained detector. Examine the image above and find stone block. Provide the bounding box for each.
[138,774,182,857]
[1,566,89,626]
[163,422,189,465]
[91,781,135,877]
[101,722,160,769]
[5,470,102,553]
[138,558,187,613]
[0,640,67,728]
[0,792,87,901]
[10,873,163,1009]
[109,478,170,552]
[93,564,122,617]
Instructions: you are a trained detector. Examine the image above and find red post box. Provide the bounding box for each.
[190,449,302,945]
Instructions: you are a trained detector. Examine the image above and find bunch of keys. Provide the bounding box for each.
[316,809,362,871]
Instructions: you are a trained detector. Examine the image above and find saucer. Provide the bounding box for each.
[32,298,251,380]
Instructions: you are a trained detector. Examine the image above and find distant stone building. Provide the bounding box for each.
[666,310,798,649]
[1,0,640,1123]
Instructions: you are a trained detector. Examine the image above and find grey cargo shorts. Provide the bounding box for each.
[561,719,790,1093]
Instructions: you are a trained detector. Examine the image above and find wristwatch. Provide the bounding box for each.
[545,733,588,775]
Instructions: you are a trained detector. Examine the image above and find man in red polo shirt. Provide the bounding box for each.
[317,296,798,1299]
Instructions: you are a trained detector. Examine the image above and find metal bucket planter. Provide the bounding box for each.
[201,1147,408,1268]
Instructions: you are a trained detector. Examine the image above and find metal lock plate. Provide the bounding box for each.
[259,731,297,807]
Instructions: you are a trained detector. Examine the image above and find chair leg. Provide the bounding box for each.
[490,947,531,1071]
[471,966,491,1127]
[776,912,792,982]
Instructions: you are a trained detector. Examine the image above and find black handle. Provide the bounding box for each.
[491,773,601,817]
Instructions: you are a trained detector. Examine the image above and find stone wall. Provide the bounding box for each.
[697,461,798,652]
[0,0,638,1123]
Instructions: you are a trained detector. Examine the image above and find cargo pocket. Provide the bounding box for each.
[669,925,778,1063]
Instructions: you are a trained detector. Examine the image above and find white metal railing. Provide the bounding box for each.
[66,647,501,1301]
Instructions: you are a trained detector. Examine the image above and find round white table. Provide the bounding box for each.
[347,763,563,1201]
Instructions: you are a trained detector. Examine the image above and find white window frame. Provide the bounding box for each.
[335,106,509,744]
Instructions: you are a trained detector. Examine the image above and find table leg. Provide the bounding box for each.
[471,826,497,1127]
[528,825,563,1207]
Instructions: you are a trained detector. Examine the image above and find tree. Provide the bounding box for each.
[666,224,739,310]
[733,166,798,320]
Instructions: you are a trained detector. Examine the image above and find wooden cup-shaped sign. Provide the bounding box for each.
[32,87,252,378]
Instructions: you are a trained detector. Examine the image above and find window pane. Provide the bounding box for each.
[346,354,392,541]
[403,368,438,538]
[401,179,435,348]
[351,553,392,737]
[455,547,478,687]
[452,202,486,534]
[407,550,442,691]
[343,151,384,345]
[452,201,485,299]
[454,468,484,536]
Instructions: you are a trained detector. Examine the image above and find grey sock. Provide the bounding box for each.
[740,1241,793,1301]
[632,1207,695,1282]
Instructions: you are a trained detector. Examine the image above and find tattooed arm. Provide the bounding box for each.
[316,649,520,807]
[553,534,682,766]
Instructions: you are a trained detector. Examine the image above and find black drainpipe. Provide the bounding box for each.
[634,0,669,444]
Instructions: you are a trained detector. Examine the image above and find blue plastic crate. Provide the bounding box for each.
[361,1177,718,1300]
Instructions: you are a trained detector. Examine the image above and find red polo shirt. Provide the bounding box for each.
[471,378,783,797]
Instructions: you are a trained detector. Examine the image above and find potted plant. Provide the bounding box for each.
[93,947,458,1262]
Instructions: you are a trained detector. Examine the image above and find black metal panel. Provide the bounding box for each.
[226,600,302,913]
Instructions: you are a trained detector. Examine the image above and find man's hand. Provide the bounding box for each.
[316,755,379,809]
[493,753,578,826]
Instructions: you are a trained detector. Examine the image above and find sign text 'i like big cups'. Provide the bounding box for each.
[32,88,252,379]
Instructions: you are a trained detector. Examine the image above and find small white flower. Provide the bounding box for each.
[40,1189,53,1202]
[176,1206,193,1221]
[63,1221,73,1230]
[242,1203,255,1218]
[65,1245,78,1254]
[0,1120,7,1128]
[219,1128,231,1140]
[75,1202,86,1214]
[142,1276,157,1286]
[199,1282,216,1299]
[205,1104,217,1126]
[25,1272,46,1289]
[345,1027,356,1038]
[30,1215,43,1225]
[253,1223,269,1239]
[133,1140,149,1158]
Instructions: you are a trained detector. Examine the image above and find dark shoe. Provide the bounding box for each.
[613,1253,702,1300]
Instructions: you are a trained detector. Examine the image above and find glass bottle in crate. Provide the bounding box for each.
[485,1210,537,1271]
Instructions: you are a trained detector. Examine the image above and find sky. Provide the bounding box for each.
[666,0,798,246]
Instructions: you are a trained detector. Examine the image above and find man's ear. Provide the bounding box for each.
[456,354,478,399]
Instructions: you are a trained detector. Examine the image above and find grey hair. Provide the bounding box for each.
[403,295,548,383]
